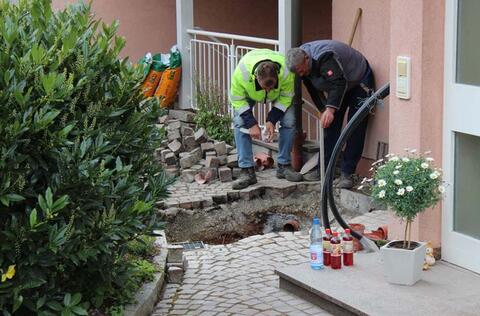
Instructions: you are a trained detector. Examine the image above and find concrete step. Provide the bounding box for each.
[275,253,480,316]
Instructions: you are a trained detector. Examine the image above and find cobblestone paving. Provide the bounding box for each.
[162,169,321,210]
[153,231,333,316]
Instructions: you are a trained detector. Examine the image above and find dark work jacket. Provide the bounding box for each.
[301,40,369,111]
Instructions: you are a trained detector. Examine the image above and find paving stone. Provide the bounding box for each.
[218,167,232,183]
[168,139,183,155]
[214,141,228,156]
[194,127,208,144]
[160,148,172,161]
[205,156,220,168]
[205,151,217,158]
[168,266,184,284]
[217,155,228,166]
[169,109,196,123]
[190,147,203,161]
[180,169,196,183]
[183,135,198,151]
[167,119,182,130]
[227,154,238,168]
[168,128,182,141]
[167,245,184,263]
[180,154,197,169]
[200,142,214,154]
[164,167,179,178]
[232,167,242,179]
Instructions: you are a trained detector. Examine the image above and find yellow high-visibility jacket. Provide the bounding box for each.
[230,49,295,116]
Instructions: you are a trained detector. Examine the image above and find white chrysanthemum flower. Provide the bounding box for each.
[402,157,410,162]
[438,185,445,193]
[390,156,399,162]
[430,172,438,179]
[378,179,387,187]
[395,165,402,169]
[378,190,386,198]
[397,188,405,195]
[394,179,403,185]
[426,157,434,162]
[406,186,414,192]
[421,162,429,169]
[393,170,400,175]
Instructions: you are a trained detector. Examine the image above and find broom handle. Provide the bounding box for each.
[348,8,362,47]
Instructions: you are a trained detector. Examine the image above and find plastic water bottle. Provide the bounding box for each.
[310,217,324,270]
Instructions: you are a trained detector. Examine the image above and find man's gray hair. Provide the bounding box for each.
[286,48,307,72]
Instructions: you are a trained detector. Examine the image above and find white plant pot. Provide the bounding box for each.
[380,240,426,286]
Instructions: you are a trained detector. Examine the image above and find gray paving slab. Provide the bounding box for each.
[276,253,480,316]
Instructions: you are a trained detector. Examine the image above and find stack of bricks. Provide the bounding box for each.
[166,245,187,284]
[154,110,239,184]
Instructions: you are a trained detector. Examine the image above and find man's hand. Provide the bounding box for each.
[265,121,275,142]
[249,124,261,139]
[320,107,336,128]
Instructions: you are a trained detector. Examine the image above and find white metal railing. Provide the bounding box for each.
[187,28,321,143]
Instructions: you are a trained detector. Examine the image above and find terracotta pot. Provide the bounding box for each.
[348,223,365,251]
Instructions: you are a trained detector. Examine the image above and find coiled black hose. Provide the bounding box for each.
[321,83,390,246]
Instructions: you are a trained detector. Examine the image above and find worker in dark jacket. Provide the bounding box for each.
[286,40,374,189]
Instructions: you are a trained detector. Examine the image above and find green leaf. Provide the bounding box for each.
[70,293,82,306]
[52,195,69,212]
[109,109,128,117]
[30,209,37,228]
[71,306,88,315]
[47,301,63,312]
[13,295,23,312]
[115,157,123,171]
[7,194,25,202]
[0,196,9,206]
[36,296,46,309]
[38,194,48,212]
[59,124,75,138]
[63,293,71,306]
[45,187,53,209]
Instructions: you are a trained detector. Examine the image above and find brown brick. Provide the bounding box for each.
[194,128,208,144]
[218,167,232,182]
[206,156,220,168]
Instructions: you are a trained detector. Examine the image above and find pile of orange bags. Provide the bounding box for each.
[140,46,181,108]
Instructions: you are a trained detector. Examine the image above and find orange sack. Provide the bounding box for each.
[155,67,181,108]
[141,69,163,97]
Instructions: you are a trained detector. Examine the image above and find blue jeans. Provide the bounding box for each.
[233,105,296,168]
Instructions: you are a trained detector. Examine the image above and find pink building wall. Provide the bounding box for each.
[332,1,445,248]
[52,0,177,62]
[388,0,445,248]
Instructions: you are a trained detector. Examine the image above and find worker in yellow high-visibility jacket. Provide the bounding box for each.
[230,49,302,190]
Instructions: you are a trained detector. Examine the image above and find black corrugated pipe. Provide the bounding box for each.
[321,83,390,252]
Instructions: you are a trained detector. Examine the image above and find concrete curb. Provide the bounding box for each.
[124,233,168,316]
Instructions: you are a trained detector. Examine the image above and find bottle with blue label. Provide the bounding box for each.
[310,217,324,270]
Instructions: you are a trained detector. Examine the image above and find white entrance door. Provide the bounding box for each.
[443,0,480,273]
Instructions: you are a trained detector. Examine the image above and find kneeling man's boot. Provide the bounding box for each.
[232,167,257,190]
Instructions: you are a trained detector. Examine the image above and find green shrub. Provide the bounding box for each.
[194,82,234,145]
[0,0,172,314]
[126,235,158,258]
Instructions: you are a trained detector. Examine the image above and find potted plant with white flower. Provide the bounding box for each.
[369,150,444,285]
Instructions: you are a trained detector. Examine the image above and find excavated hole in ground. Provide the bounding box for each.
[163,191,359,245]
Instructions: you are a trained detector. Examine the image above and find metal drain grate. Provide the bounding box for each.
[171,241,205,251]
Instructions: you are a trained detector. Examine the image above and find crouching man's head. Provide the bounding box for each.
[286,48,311,77]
